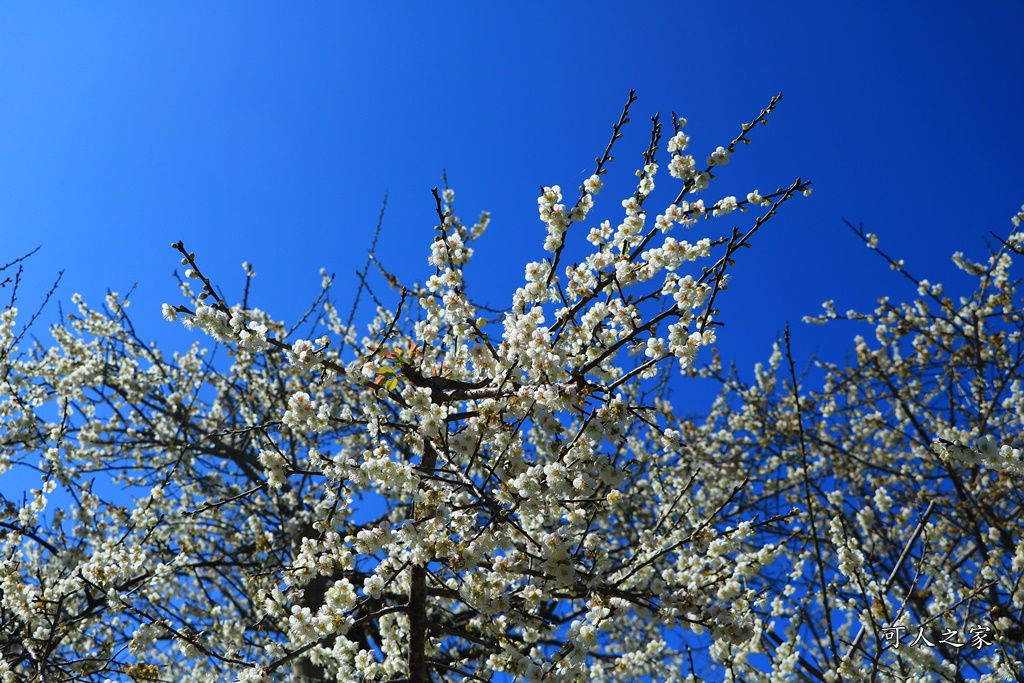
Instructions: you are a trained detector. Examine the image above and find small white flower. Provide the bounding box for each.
[707,146,731,166]
[712,196,738,217]
[667,131,690,152]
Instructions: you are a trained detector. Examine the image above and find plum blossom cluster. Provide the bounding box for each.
[170,301,272,352]
[933,435,1024,476]
[0,93,883,683]
[538,185,570,252]
[3,107,1019,683]
[282,391,332,432]
[681,204,1024,681]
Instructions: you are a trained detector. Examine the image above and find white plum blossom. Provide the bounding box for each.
[288,338,320,372]
[667,130,690,152]
[2,95,932,683]
[707,145,731,166]
[668,152,696,180]
[712,196,738,217]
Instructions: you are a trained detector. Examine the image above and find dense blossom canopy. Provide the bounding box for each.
[1,93,1021,683]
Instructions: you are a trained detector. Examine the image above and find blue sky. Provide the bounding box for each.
[3,3,1022,388]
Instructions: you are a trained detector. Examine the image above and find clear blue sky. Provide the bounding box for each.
[3,3,1022,386]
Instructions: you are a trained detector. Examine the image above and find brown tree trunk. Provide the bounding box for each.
[407,436,439,683]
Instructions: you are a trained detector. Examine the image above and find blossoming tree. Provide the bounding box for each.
[683,209,1024,683]
[4,90,1019,682]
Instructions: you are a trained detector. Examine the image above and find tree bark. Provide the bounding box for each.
[407,436,439,683]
